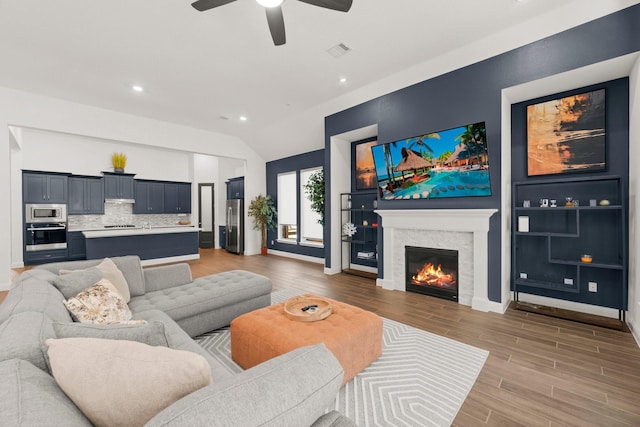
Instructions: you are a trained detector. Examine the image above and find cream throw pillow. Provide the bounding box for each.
[46,337,212,427]
[63,279,138,324]
[60,257,131,302]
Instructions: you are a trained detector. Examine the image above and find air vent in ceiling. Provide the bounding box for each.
[327,42,352,58]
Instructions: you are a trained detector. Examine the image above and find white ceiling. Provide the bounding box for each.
[0,0,637,162]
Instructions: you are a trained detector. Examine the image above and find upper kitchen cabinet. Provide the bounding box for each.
[226,177,244,200]
[133,180,165,214]
[103,172,135,200]
[68,176,104,215]
[164,182,191,213]
[23,171,68,203]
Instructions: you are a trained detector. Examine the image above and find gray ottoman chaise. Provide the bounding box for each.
[0,255,357,426]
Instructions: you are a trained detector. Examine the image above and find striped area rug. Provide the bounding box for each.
[196,288,488,427]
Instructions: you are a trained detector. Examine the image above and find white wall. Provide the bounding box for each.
[628,55,640,343]
[1,86,265,289]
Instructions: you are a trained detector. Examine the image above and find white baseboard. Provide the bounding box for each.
[267,249,324,265]
[512,292,620,319]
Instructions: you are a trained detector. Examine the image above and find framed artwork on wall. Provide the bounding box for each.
[527,88,606,177]
[354,139,378,190]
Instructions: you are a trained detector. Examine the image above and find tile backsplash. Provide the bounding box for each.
[68,203,191,230]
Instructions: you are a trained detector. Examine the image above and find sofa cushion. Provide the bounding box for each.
[52,321,169,347]
[0,358,92,426]
[35,255,146,297]
[129,270,271,322]
[63,279,138,325]
[132,309,234,381]
[0,311,56,373]
[0,270,72,324]
[60,258,132,302]
[52,268,103,299]
[47,337,212,427]
[145,343,343,427]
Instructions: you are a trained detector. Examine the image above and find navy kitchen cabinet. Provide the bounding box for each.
[67,231,86,260]
[133,180,165,214]
[103,172,135,200]
[23,248,68,265]
[23,171,68,203]
[164,182,191,213]
[226,177,244,200]
[68,176,104,214]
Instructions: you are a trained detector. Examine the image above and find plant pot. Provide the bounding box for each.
[261,247,268,255]
[114,168,124,174]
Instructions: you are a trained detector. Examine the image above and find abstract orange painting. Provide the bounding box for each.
[355,140,378,190]
[527,89,605,176]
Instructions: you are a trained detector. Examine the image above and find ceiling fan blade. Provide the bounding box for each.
[297,0,352,12]
[191,0,237,12]
[265,6,286,46]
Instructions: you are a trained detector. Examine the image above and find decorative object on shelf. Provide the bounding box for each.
[523,200,531,207]
[363,220,369,226]
[373,199,378,209]
[572,199,579,207]
[540,198,549,207]
[590,199,597,206]
[564,197,573,207]
[302,168,325,226]
[342,222,357,237]
[599,199,610,206]
[526,88,606,177]
[372,222,378,227]
[248,194,277,255]
[550,199,557,208]
[283,296,332,322]
[581,254,593,263]
[361,204,365,209]
[518,216,530,233]
[111,152,127,173]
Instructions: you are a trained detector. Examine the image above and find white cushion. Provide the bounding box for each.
[46,337,212,427]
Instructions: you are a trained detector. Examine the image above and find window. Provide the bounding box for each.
[300,167,323,246]
[277,172,297,242]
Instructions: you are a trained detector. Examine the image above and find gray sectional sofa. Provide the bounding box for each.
[0,255,355,426]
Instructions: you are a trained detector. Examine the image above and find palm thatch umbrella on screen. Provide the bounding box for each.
[395,148,433,181]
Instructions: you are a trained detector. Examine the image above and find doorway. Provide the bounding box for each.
[198,183,214,248]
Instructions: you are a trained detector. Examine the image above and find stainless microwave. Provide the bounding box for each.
[25,203,67,223]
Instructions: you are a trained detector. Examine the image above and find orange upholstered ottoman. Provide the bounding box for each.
[230,294,383,384]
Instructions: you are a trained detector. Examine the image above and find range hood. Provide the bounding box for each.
[105,198,135,204]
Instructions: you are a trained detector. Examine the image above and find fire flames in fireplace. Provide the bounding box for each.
[411,263,456,288]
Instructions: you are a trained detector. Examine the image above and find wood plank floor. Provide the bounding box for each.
[187,249,640,426]
[7,249,640,426]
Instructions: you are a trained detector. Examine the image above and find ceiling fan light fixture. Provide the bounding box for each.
[256,0,283,7]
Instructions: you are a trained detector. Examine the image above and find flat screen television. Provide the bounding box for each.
[371,121,490,200]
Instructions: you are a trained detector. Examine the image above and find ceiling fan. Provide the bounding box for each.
[191,0,353,46]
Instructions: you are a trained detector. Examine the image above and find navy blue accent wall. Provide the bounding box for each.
[323,5,640,303]
[266,149,325,258]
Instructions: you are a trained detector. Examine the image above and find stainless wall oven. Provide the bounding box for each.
[25,204,68,252]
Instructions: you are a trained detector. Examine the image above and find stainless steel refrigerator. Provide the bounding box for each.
[225,199,244,254]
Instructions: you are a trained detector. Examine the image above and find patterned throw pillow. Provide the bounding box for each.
[63,279,141,325]
[60,257,131,303]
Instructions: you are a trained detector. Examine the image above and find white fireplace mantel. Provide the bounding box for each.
[375,209,498,312]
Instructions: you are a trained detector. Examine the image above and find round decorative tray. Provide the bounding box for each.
[283,296,333,322]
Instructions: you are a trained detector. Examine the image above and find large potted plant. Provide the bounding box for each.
[303,169,325,226]
[248,194,277,255]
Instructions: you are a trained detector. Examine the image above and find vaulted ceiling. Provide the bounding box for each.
[1,0,637,161]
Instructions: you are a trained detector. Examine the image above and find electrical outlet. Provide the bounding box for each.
[271,240,274,245]
[564,278,574,285]
[588,281,598,292]
[520,272,528,279]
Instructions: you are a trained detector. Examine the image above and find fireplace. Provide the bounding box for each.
[405,246,459,302]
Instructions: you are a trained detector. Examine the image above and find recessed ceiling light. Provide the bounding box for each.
[132,85,144,93]
[339,77,347,83]
[256,0,283,6]
[239,116,248,121]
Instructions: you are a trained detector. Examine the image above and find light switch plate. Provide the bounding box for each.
[588,281,598,292]
[520,272,528,279]
[564,278,574,285]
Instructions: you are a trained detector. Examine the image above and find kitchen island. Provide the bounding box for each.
[81,226,200,265]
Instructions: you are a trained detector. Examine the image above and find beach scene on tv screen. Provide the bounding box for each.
[372,122,491,200]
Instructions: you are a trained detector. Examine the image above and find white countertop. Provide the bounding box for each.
[82,226,200,239]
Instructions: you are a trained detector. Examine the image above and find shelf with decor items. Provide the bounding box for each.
[511,175,627,319]
[340,192,379,279]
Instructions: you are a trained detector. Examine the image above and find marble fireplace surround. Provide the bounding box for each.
[375,209,497,312]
